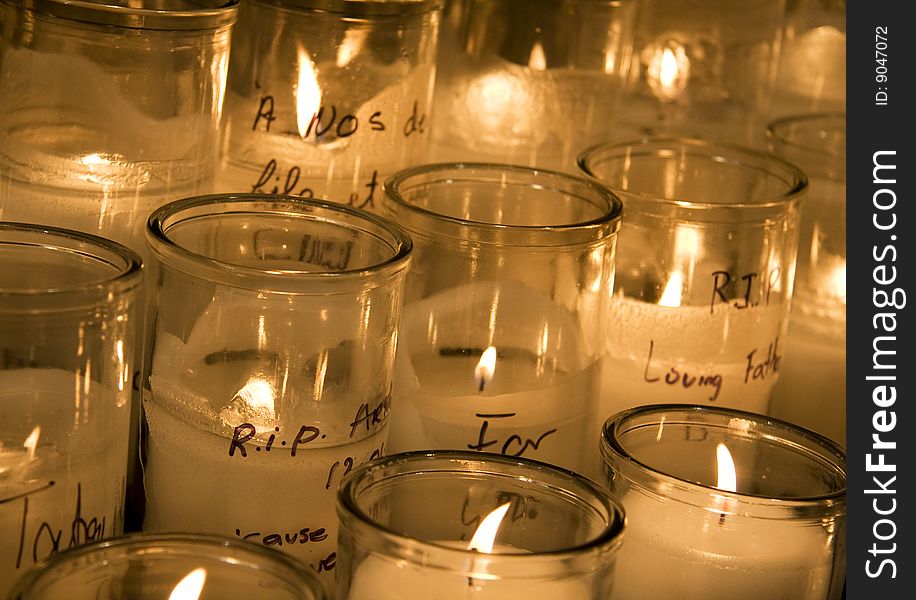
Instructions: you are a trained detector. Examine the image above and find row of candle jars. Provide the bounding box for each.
[8,407,845,599]
[3,137,843,597]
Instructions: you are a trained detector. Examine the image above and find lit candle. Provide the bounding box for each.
[601,405,846,600]
[766,114,846,445]
[336,452,626,600]
[388,283,600,472]
[0,369,130,596]
[382,165,621,474]
[216,0,440,212]
[142,195,410,586]
[7,533,326,598]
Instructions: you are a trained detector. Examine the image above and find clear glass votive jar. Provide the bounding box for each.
[382,163,622,474]
[430,0,636,171]
[0,0,239,254]
[766,113,846,445]
[578,138,805,426]
[8,533,327,599]
[600,405,846,600]
[615,0,785,143]
[0,222,141,596]
[216,0,442,212]
[141,194,412,588]
[771,0,846,116]
[336,451,626,599]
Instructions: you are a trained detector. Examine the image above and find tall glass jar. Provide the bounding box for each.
[0,223,142,596]
[766,113,846,445]
[0,0,238,255]
[141,194,411,590]
[430,0,636,171]
[578,139,805,428]
[216,0,441,213]
[382,163,621,475]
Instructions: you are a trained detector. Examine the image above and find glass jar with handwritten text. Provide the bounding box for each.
[141,194,411,591]
[0,223,141,596]
[383,164,621,475]
[578,139,805,430]
[216,0,441,213]
[336,451,626,599]
[9,533,327,599]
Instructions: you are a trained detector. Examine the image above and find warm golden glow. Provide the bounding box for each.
[475,346,497,392]
[236,377,276,419]
[337,28,368,67]
[296,46,322,138]
[716,443,737,493]
[528,41,547,71]
[168,568,207,600]
[467,502,511,553]
[658,271,683,308]
[827,261,847,303]
[647,43,690,100]
[79,153,111,167]
[23,426,40,461]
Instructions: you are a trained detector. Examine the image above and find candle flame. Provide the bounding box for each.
[236,377,276,420]
[475,346,497,392]
[647,43,689,100]
[296,46,322,138]
[528,41,547,71]
[467,503,511,553]
[168,568,207,600]
[715,443,737,493]
[658,271,683,307]
[23,426,40,460]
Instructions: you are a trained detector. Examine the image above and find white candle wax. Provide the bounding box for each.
[143,293,390,584]
[347,543,591,600]
[0,369,129,596]
[600,298,785,427]
[610,488,834,600]
[389,283,600,473]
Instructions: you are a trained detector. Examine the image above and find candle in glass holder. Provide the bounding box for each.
[578,139,805,430]
[600,405,846,600]
[430,0,636,170]
[8,533,326,599]
[336,451,626,599]
[0,223,140,596]
[216,0,441,212]
[141,194,411,588]
[0,0,238,255]
[382,164,621,473]
[766,114,846,445]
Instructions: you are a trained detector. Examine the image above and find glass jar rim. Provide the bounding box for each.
[0,221,142,301]
[601,404,847,511]
[249,0,441,17]
[7,0,240,31]
[8,532,327,598]
[146,193,412,293]
[766,112,846,158]
[338,450,627,574]
[577,137,808,215]
[383,162,623,247]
